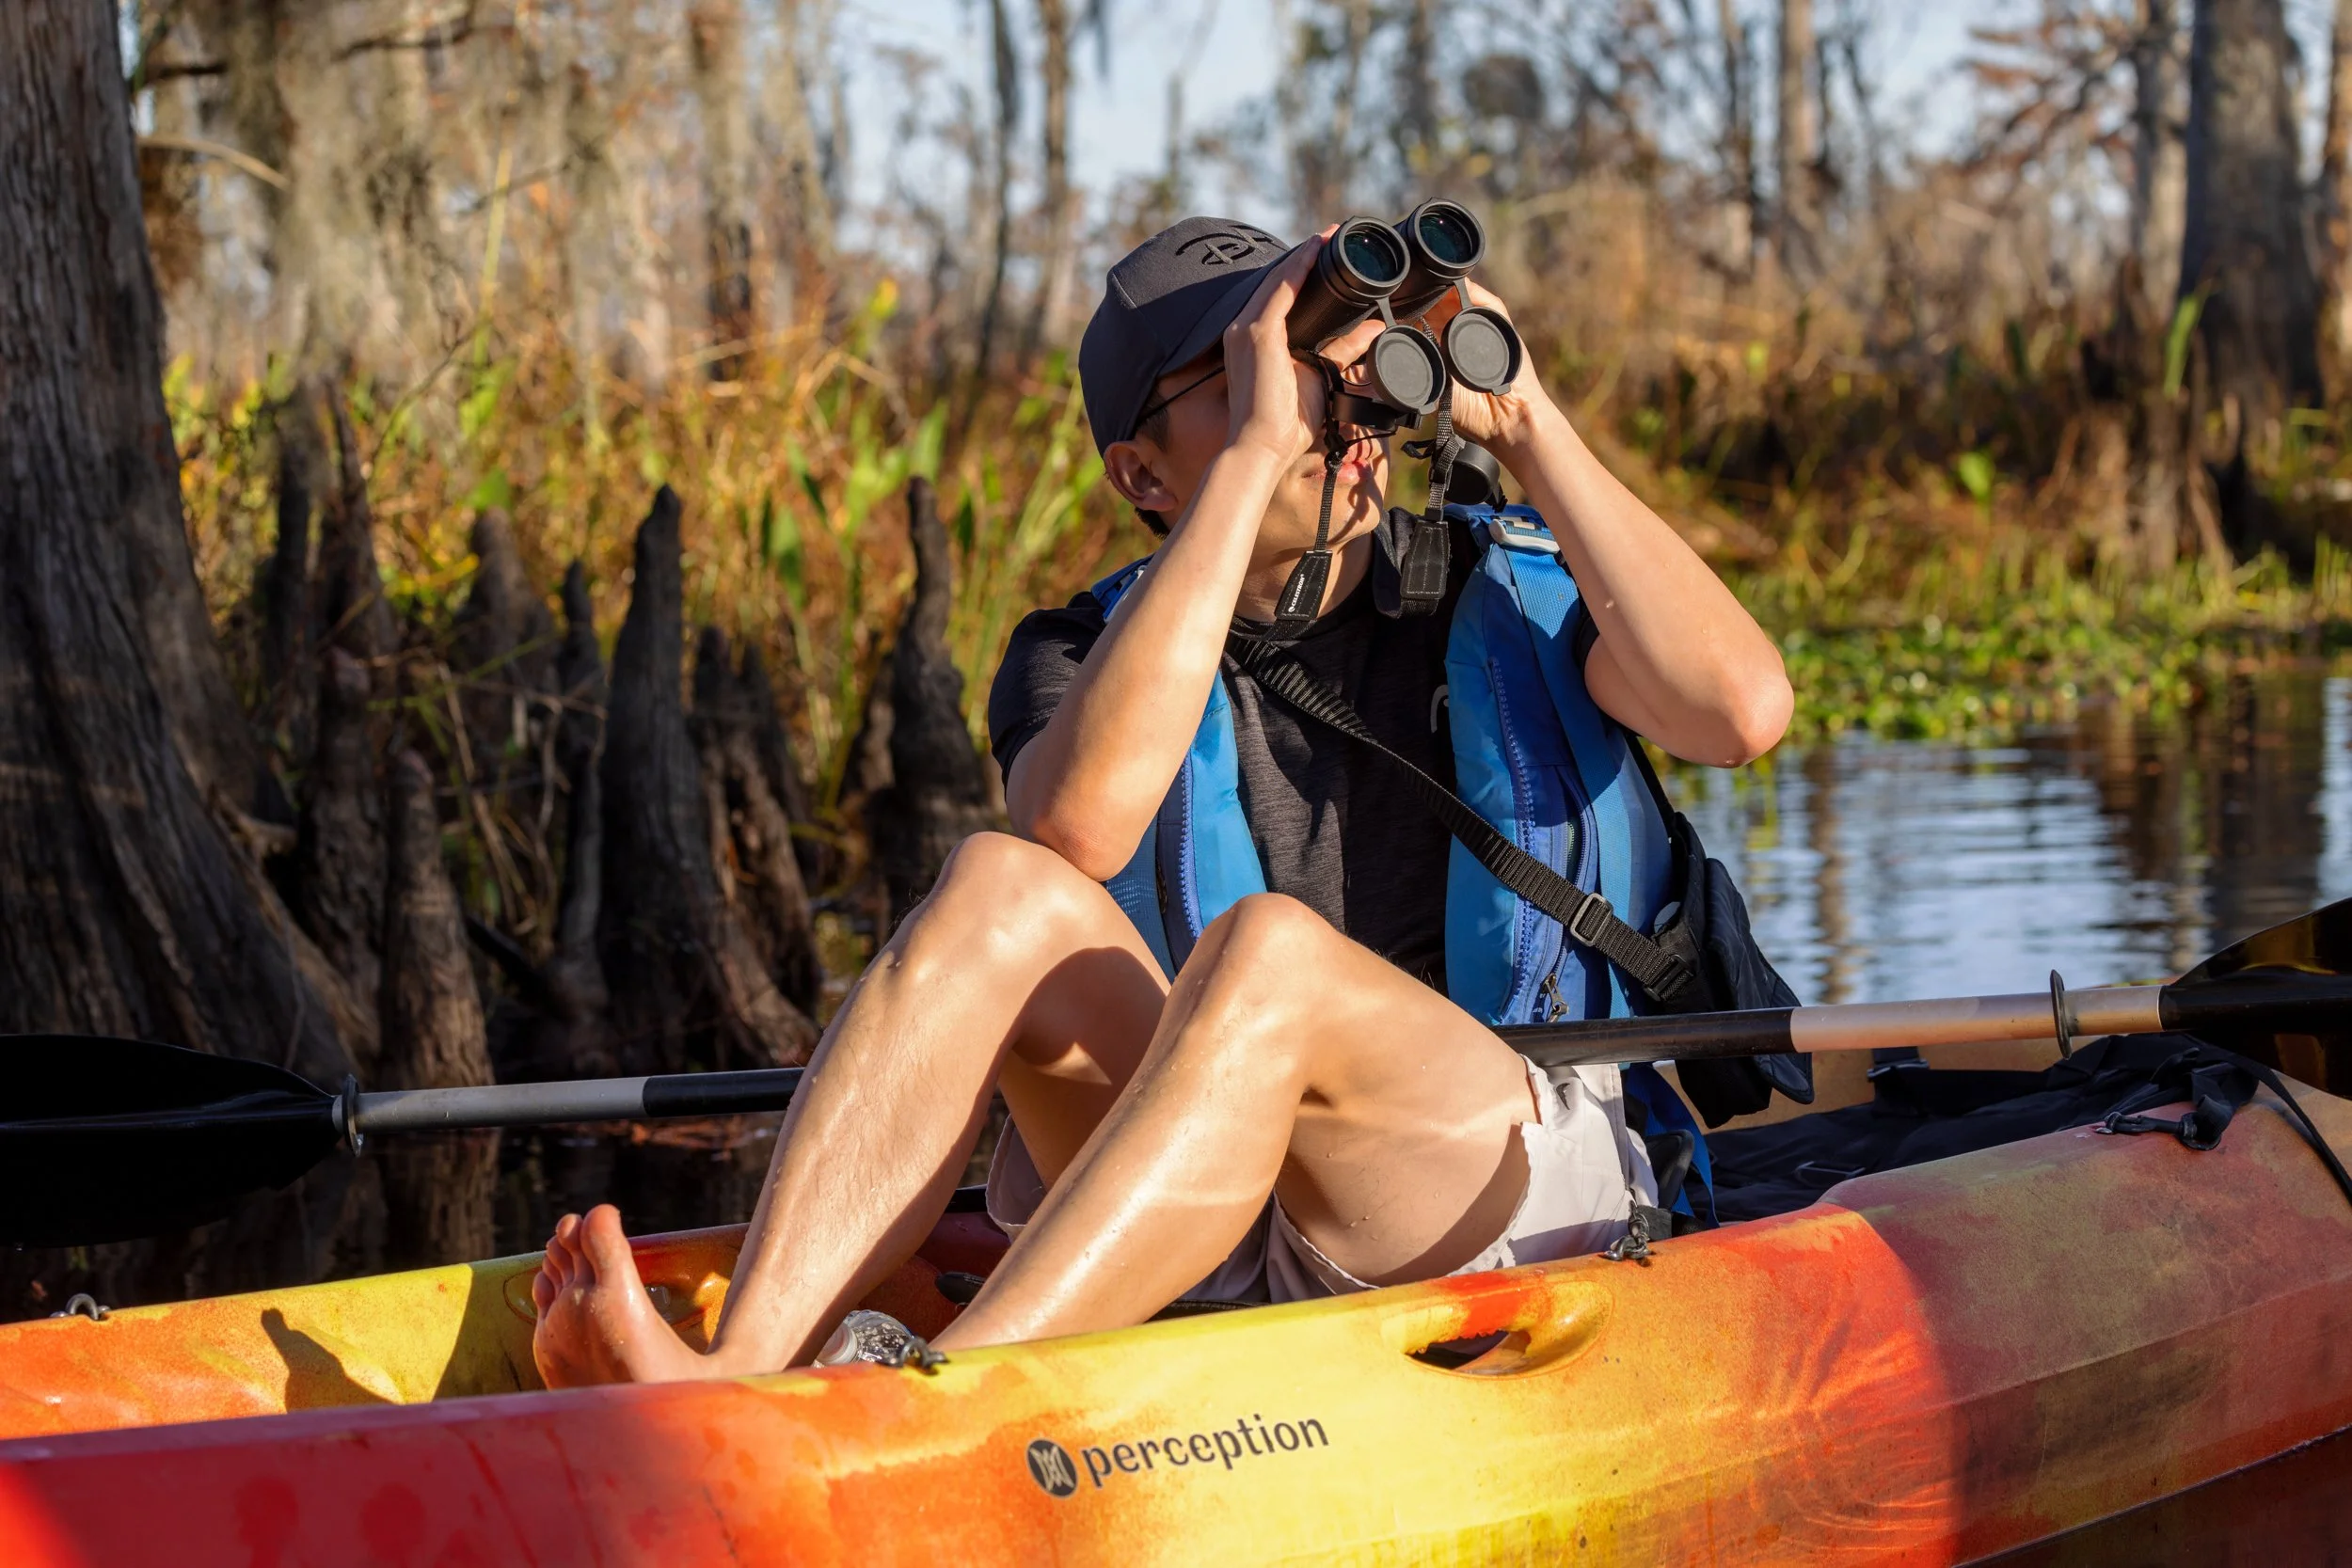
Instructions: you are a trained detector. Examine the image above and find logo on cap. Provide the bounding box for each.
[1177,229,1279,266]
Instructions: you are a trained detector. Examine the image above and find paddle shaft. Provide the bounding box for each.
[1502,974,2349,1071]
[1501,985,2159,1069]
[349,1067,803,1135]
[344,974,2344,1132]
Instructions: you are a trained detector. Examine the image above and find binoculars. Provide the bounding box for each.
[1286,199,1522,424]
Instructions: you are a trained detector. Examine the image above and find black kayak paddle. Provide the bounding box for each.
[5,900,2349,1247]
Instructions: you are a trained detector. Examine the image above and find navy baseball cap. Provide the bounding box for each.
[1078,216,1294,453]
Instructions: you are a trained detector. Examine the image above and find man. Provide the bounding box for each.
[530,219,1791,1385]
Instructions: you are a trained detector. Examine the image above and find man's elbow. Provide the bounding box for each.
[1716,663,1794,766]
[1019,808,1134,883]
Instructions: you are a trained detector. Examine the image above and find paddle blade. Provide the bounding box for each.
[0,1035,341,1245]
[2168,900,2352,1095]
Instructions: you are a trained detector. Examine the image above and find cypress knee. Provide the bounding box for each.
[450,509,558,780]
[292,649,387,1065]
[693,629,824,1016]
[317,396,398,676]
[379,750,493,1092]
[598,487,816,1073]
[870,477,998,926]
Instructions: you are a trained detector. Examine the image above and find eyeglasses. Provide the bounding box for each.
[1132,362,1226,434]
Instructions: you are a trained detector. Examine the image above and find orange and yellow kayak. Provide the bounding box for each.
[0,1087,2346,1565]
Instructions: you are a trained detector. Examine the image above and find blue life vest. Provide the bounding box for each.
[1089,503,1714,1201]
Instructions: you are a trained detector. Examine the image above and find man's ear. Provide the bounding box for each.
[1104,438,1182,515]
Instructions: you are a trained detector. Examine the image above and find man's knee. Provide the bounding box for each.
[918,832,1103,953]
[1196,893,1338,978]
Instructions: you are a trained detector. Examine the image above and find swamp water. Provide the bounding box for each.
[10,669,2352,1558]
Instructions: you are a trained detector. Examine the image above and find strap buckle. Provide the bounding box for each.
[1566,891,1615,947]
[1486,511,1556,553]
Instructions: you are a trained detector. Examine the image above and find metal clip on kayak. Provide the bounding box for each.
[333,1075,363,1154]
[2050,971,2078,1059]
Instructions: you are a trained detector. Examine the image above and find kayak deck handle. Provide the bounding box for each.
[1381,1277,1613,1379]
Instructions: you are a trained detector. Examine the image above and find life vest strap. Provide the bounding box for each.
[1226,636,1699,1009]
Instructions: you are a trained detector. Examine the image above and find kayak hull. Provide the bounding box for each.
[0,1091,2347,1565]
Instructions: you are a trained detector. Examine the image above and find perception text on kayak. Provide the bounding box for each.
[1025,1416,1330,1497]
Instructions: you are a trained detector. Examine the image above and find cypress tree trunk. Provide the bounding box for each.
[1774,0,1818,271]
[1023,0,1075,365]
[2130,0,2190,318]
[689,0,758,377]
[2319,0,2352,388]
[2181,0,2321,467]
[0,0,348,1083]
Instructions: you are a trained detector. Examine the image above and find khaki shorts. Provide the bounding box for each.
[984,1057,1656,1306]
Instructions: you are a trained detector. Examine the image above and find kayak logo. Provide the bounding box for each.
[1025,1438,1080,1497]
[1025,1415,1330,1497]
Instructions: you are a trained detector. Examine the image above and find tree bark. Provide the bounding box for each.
[970,0,1022,397]
[762,0,837,317]
[449,508,557,783]
[1718,0,1759,275]
[1774,0,1818,271]
[688,0,758,377]
[2181,0,2321,462]
[693,630,824,1016]
[260,397,321,751]
[598,488,816,1074]
[0,0,347,1083]
[2320,0,2352,388]
[317,396,399,677]
[870,479,997,926]
[488,561,613,1083]
[292,649,386,1056]
[1020,0,1074,365]
[2131,0,2191,319]
[379,751,493,1092]
[738,641,830,889]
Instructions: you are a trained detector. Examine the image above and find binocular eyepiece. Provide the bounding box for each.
[1286,199,1523,420]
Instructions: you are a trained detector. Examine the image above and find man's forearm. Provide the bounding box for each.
[1490,400,1791,766]
[1007,442,1287,879]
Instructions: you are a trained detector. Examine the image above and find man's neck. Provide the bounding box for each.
[1235,532,1372,624]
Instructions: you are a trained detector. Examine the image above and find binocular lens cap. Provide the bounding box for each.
[1444,309,1521,394]
[1367,328,1445,416]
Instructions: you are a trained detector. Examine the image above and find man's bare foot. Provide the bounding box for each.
[530,1205,711,1388]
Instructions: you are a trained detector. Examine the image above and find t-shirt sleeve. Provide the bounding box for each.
[986,594,1109,778]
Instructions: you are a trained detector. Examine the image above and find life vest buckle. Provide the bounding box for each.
[1485,511,1557,555]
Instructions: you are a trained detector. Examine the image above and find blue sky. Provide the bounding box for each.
[832,0,2347,241]
[834,0,2007,232]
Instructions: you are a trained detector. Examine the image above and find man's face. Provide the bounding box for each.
[1108,347,1393,559]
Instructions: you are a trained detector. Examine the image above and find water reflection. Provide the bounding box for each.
[1677,670,2352,1004]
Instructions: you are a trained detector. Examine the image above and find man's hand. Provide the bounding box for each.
[1408,277,1792,768]
[1222,230,1386,470]
[1408,277,1558,456]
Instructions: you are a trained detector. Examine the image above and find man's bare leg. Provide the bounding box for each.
[531,832,1170,1386]
[935,893,1546,1350]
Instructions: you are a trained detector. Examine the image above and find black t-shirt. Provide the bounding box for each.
[988,560,1465,990]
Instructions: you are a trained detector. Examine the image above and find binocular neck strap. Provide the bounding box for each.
[1378,377,1455,619]
[1422,386,1464,522]
[1268,359,1349,641]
